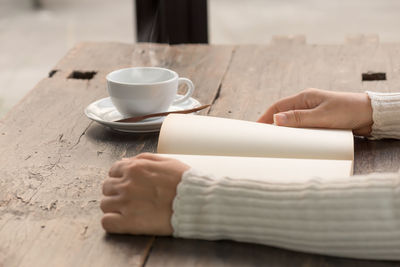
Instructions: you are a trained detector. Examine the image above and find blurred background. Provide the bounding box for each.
[1,0,400,117]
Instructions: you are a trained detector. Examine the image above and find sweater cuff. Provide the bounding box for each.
[366,91,400,139]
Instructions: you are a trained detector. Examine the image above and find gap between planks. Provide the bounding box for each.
[207,46,237,115]
[141,236,156,267]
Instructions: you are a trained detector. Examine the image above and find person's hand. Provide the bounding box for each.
[257,88,373,136]
[100,153,190,235]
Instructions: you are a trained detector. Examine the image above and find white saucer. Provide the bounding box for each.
[84,96,201,133]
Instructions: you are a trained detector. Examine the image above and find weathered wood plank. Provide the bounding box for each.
[0,42,233,266]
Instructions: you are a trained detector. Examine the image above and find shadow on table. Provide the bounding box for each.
[103,232,151,247]
[354,137,400,175]
[85,123,160,156]
[145,237,399,267]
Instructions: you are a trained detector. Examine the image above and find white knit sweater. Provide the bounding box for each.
[171,91,400,260]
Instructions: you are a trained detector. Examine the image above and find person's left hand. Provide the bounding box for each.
[100,153,190,235]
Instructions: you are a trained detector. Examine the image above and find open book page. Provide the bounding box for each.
[158,114,354,161]
[160,154,353,181]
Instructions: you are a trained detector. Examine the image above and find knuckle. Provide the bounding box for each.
[292,110,302,125]
[119,194,131,206]
[101,216,112,232]
[125,165,138,177]
[112,160,124,169]
[102,178,110,187]
[128,160,146,173]
[130,162,141,170]
[300,88,314,97]
[300,88,318,98]
[123,164,132,173]
[101,183,107,195]
[136,152,152,159]
[134,160,147,168]
[299,88,322,107]
[115,165,129,176]
[119,182,135,197]
[101,217,108,230]
[100,199,107,212]
[303,88,317,94]
[119,182,130,193]
[129,162,139,170]
[102,181,115,195]
[109,161,126,176]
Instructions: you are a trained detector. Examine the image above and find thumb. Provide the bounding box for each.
[273,110,317,128]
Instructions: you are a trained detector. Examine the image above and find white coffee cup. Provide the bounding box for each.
[106,67,194,117]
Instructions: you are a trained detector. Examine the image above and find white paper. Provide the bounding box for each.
[158,114,354,161]
[160,154,353,181]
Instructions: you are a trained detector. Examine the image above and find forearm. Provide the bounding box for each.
[172,169,400,260]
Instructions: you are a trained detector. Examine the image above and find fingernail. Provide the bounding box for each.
[274,113,288,125]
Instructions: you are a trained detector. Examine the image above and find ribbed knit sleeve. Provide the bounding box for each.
[367,91,400,139]
[172,169,400,260]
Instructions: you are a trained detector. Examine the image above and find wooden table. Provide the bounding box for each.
[2,37,400,266]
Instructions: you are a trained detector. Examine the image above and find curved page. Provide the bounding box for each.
[160,154,353,180]
[158,114,354,161]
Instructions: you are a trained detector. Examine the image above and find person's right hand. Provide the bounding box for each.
[257,88,373,136]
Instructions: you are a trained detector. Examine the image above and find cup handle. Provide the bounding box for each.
[173,78,195,104]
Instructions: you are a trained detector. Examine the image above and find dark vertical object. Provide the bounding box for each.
[189,0,208,43]
[135,0,208,44]
[32,0,43,9]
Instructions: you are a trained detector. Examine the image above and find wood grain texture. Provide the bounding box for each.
[2,40,400,266]
[0,42,233,267]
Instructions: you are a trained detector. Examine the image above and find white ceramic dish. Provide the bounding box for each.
[84,95,201,133]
